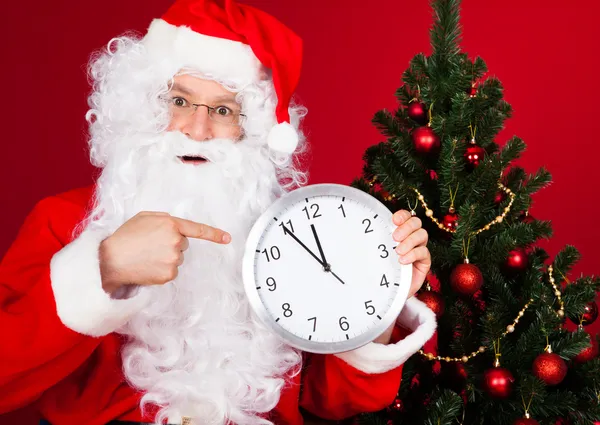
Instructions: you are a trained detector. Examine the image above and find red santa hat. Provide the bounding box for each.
[142,0,303,154]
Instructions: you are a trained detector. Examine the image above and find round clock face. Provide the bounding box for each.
[243,184,412,354]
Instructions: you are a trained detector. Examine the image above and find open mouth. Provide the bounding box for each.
[178,155,209,165]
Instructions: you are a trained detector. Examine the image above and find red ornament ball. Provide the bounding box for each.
[514,418,539,425]
[452,363,468,381]
[520,212,536,223]
[412,126,441,156]
[574,333,599,363]
[468,84,478,97]
[533,352,568,385]
[450,263,483,296]
[417,290,445,319]
[554,418,570,425]
[391,397,403,411]
[494,191,507,205]
[482,367,514,398]
[441,212,459,232]
[465,144,486,169]
[504,248,529,274]
[581,301,599,325]
[407,101,428,125]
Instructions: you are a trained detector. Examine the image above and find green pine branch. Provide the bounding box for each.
[430,0,462,60]
[424,389,464,425]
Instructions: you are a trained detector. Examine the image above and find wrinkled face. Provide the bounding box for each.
[166,75,244,164]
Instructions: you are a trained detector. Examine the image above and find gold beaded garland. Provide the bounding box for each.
[367,175,396,202]
[547,265,565,319]
[418,298,534,363]
[407,182,516,236]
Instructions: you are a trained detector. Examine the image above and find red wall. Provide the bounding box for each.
[0,1,599,423]
[2,2,598,327]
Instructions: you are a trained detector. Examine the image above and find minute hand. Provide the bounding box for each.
[310,224,345,285]
[310,224,328,265]
[282,225,325,266]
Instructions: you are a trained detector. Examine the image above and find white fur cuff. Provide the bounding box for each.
[334,297,437,374]
[50,229,149,337]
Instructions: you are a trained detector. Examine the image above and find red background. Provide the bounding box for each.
[1,2,599,421]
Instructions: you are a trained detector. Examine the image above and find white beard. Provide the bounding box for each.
[90,131,301,425]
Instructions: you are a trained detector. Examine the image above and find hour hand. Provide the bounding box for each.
[282,224,325,266]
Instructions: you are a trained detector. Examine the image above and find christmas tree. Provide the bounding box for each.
[352,1,600,424]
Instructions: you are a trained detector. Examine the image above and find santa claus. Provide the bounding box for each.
[0,1,436,424]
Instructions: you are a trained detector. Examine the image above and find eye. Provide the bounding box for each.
[172,97,188,108]
[215,106,233,116]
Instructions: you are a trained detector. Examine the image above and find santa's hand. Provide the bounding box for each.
[98,211,231,294]
[372,211,430,345]
[392,210,430,298]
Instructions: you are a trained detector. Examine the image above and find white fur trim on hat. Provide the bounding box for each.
[50,229,150,337]
[334,297,437,374]
[267,122,299,154]
[143,19,263,86]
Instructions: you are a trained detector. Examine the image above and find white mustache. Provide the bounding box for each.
[148,131,244,165]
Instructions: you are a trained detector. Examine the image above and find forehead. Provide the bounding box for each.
[169,74,238,102]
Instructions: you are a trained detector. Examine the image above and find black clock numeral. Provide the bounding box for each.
[378,244,389,258]
[380,274,390,288]
[363,218,373,234]
[308,317,317,332]
[364,300,376,315]
[262,246,281,262]
[266,277,277,292]
[338,204,346,218]
[339,316,350,331]
[282,303,293,317]
[302,203,322,220]
[278,219,294,234]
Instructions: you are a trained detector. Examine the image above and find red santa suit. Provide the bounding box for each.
[0,187,436,424]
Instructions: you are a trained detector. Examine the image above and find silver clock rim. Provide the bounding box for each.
[242,183,412,354]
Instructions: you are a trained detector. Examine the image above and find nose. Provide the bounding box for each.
[180,107,214,142]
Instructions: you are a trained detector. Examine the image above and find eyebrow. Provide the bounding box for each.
[170,83,194,96]
[211,95,239,106]
[169,83,239,105]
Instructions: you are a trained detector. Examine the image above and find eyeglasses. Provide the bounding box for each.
[165,96,246,126]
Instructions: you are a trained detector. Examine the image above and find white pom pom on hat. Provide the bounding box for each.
[267,122,299,154]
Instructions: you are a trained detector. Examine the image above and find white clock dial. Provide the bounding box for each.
[243,184,412,354]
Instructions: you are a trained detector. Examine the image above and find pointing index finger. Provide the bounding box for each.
[171,217,231,244]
